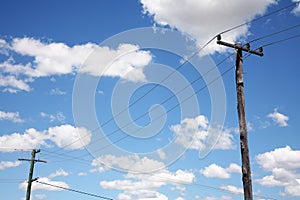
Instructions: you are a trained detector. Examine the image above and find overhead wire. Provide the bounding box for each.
[2,3,298,200]
[42,52,247,165]
[138,172,278,200]
[42,53,238,164]
[45,0,300,154]
[35,180,114,200]
[0,147,34,152]
[42,29,300,162]
[42,28,300,167]
[38,51,279,200]
[247,23,300,44]
[261,33,300,47]
[42,24,300,164]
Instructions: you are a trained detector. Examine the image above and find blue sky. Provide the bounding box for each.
[0,0,300,200]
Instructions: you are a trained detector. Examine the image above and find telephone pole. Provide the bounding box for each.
[19,149,46,200]
[217,35,263,200]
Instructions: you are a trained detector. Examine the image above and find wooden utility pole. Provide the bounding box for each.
[217,35,263,200]
[19,149,46,200]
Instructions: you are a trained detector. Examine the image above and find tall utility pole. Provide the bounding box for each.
[217,35,263,200]
[19,149,47,200]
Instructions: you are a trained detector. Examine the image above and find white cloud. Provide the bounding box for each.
[267,108,289,127]
[50,88,66,95]
[140,0,277,55]
[256,146,300,171]
[78,172,87,176]
[92,154,165,173]
[292,0,300,16]
[48,124,91,150]
[101,168,195,200]
[0,124,91,151]
[34,194,46,199]
[95,154,194,200]
[227,163,242,174]
[0,39,9,55]
[171,115,235,152]
[157,149,167,160]
[256,146,300,196]
[202,196,232,200]
[0,74,31,93]
[40,111,66,123]
[200,164,230,179]
[91,159,107,173]
[48,169,69,178]
[0,128,49,151]
[0,161,22,170]
[200,163,241,179]
[11,37,96,77]
[0,110,24,122]
[19,177,69,191]
[220,185,243,195]
[80,43,151,82]
[0,37,152,93]
[213,128,236,150]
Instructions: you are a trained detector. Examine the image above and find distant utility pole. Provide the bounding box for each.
[217,35,263,200]
[19,149,47,200]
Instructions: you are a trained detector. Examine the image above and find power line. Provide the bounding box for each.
[40,52,254,165]
[42,29,300,165]
[46,54,250,163]
[35,180,114,200]
[261,33,300,47]
[0,147,34,152]
[247,23,300,44]
[50,1,298,154]
[219,0,300,36]
[87,53,253,155]
[0,178,26,183]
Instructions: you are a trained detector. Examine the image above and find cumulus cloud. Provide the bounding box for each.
[100,164,194,199]
[92,154,165,173]
[48,169,69,179]
[200,163,241,179]
[219,185,243,195]
[201,196,232,200]
[0,161,22,170]
[40,111,66,123]
[0,124,91,152]
[79,43,151,82]
[267,108,289,127]
[200,164,230,179]
[292,0,300,15]
[256,146,300,196]
[0,74,31,93]
[34,194,46,199]
[256,146,300,171]
[0,37,152,93]
[92,154,195,199]
[77,172,88,176]
[48,124,91,150]
[171,115,236,152]
[0,110,24,123]
[140,0,277,54]
[50,88,66,95]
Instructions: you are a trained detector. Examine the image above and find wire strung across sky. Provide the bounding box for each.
[2,3,299,200]
[42,1,300,157]
[39,38,295,199]
[42,51,252,165]
[247,23,300,44]
[44,25,300,166]
[35,180,114,200]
